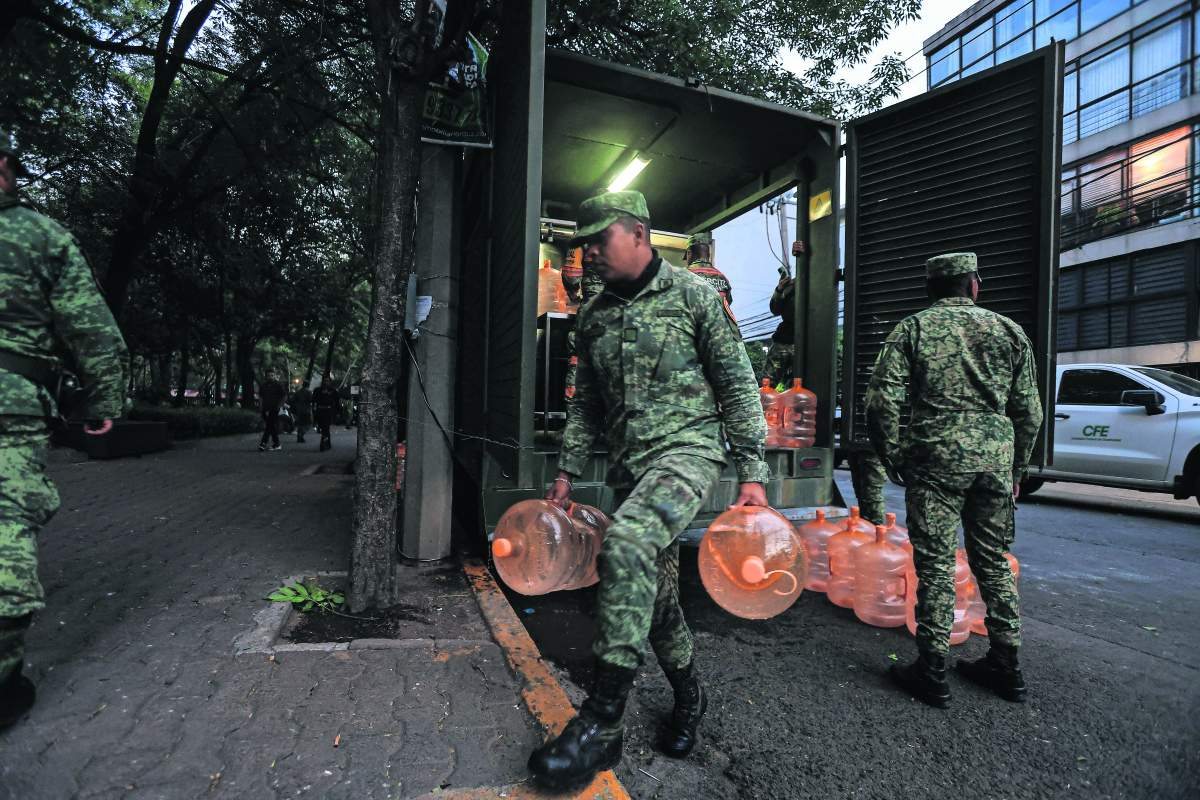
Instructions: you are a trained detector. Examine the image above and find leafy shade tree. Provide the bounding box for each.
[545,0,921,118]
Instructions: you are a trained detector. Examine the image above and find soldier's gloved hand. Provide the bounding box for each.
[545,471,574,510]
[84,419,113,435]
[885,468,905,487]
[728,482,768,509]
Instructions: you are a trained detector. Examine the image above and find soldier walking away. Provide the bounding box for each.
[312,375,340,452]
[0,131,129,730]
[763,240,805,389]
[683,231,733,308]
[257,370,286,451]
[292,380,313,443]
[531,191,769,790]
[865,252,1043,708]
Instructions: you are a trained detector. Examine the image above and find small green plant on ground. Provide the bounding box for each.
[268,580,344,612]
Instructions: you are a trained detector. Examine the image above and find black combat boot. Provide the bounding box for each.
[889,650,952,708]
[528,661,636,791]
[957,643,1027,702]
[0,661,36,731]
[660,662,707,758]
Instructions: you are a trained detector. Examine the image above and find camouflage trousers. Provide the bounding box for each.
[763,342,794,390]
[904,468,1019,655]
[564,329,579,402]
[847,450,888,526]
[0,416,59,681]
[594,454,723,672]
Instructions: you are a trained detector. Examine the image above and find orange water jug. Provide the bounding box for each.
[538,260,565,316]
[905,549,971,645]
[760,379,782,447]
[883,512,911,555]
[967,552,1020,635]
[776,379,816,448]
[825,520,873,608]
[853,526,910,627]
[797,509,841,592]
[698,507,808,620]
[838,506,875,535]
[492,500,608,595]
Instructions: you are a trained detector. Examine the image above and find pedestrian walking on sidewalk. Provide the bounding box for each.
[866,252,1043,708]
[292,380,313,443]
[0,131,129,730]
[531,191,769,791]
[312,376,340,452]
[257,370,286,451]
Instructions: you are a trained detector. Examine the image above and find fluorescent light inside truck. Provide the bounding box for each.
[607,157,650,192]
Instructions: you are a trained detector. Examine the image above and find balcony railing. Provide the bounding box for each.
[1060,140,1195,250]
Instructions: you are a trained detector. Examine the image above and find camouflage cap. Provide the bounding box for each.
[925,252,981,282]
[569,191,650,246]
[0,131,30,177]
[686,231,713,249]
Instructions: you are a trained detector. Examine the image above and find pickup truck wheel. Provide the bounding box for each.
[1018,477,1044,501]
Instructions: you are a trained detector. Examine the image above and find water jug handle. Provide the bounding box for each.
[767,569,799,596]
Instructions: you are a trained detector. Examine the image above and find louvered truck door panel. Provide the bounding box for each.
[843,43,1064,467]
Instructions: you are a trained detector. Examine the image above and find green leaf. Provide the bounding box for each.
[1142,626,1157,631]
[302,600,314,611]
[267,592,293,602]
[329,593,344,604]
[888,654,898,660]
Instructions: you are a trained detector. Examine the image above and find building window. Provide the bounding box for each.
[1058,245,1197,352]
[928,0,1148,88]
[1058,7,1195,143]
[1061,125,1193,248]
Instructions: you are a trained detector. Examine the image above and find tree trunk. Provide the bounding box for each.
[174,336,191,407]
[323,319,344,381]
[101,0,218,315]
[224,332,236,408]
[303,327,322,384]
[348,8,434,611]
[236,335,257,410]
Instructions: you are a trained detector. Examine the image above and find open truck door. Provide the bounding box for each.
[841,43,1065,470]
[462,0,844,535]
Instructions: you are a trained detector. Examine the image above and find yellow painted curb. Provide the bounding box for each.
[457,559,631,800]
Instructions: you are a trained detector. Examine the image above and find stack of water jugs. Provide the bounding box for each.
[797,505,1018,640]
[759,378,817,448]
[489,498,1017,635]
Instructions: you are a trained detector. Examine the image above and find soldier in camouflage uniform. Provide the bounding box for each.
[683,231,733,308]
[763,240,806,389]
[530,191,769,791]
[866,252,1043,708]
[0,132,129,729]
[561,247,604,402]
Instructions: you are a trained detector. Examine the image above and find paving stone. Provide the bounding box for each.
[0,429,539,798]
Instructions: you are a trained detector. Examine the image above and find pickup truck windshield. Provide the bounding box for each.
[1132,368,1200,397]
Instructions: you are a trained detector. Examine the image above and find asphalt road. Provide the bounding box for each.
[524,473,1200,800]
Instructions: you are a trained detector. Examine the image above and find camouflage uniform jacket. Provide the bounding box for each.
[559,258,769,487]
[0,196,128,420]
[865,298,1043,481]
[686,259,733,307]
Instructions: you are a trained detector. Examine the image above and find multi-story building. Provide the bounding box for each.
[925,0,1200,377]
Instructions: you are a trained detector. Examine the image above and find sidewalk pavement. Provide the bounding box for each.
[0,428,622,799]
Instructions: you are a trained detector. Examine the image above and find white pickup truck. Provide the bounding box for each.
[1023,363,1200,506]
